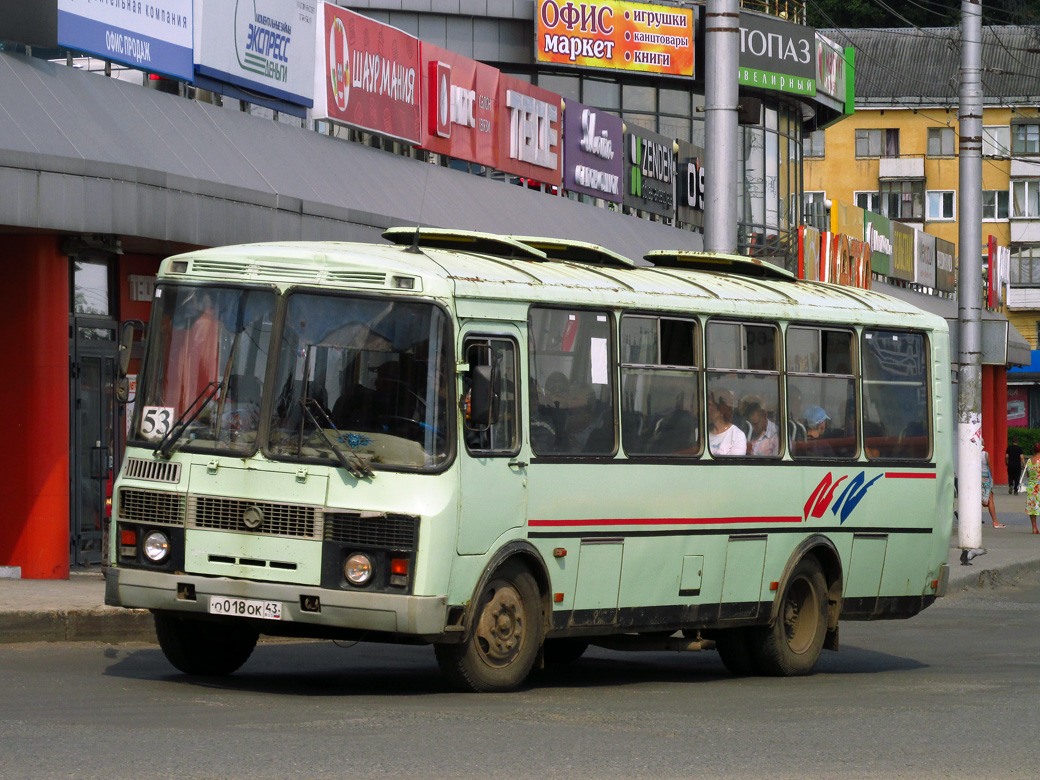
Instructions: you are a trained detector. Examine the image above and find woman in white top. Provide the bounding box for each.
[708,390,747,456]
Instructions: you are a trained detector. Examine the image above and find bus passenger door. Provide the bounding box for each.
[456,329,528,555]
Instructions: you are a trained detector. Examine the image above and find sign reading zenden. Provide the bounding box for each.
[58,0,193,80]
[315,6,420,144]
[195,0,316,109]
[536,0,696,78]
[623,124,674,218]
[563,102,623,202]
[864,211,892,277]
[738,13,815,97]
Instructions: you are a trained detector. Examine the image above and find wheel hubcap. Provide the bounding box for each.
[783,575,819,655]
[475,583,524,667]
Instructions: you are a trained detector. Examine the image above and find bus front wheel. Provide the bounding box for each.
[750,556,828,676]
[154,612,259,676]
[434,562,543,692]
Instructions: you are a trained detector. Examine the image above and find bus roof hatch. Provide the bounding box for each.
[382,227,548,261]
[646,250,796,281]
[509,236,638,269]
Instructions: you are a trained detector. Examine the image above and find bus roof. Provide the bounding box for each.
[159,236,947,333]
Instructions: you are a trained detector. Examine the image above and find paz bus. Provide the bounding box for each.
[107,228,953,692]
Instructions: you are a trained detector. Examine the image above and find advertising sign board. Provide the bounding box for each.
[890,220,915,282]
[58,0,193,80]
[420,42,562,185]
[535,0,695,78]
[623,124,675,218]
[315,5,420,144]
[864,211,892,277]
[739,13,815,96]
[936,237,956,292]
[675,140,705,227]
[195,0,316,109]
[915,229,936,288]
[563,102,623,203]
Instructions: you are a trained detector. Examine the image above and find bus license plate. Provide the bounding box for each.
[208,596,282,620]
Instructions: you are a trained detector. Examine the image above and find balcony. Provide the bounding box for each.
[878,156,925,180]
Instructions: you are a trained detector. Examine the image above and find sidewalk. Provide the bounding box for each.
[1,489,1039,645]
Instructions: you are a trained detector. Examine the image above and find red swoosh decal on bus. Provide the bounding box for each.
[528,516,801,527]
[884,472,937,479]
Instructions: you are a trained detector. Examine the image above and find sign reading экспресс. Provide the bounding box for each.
[195,0,317,108]
[57,0,194,81]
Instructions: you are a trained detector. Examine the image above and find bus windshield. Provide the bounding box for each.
[266,293,453,471]
[132,284,277,454]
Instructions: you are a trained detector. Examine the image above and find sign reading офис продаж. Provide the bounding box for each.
[58,0,194,80]
[313,5,420,144]
[535,0,695,78]
[195,0,316,110]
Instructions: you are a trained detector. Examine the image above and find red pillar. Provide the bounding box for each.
[0,236,70,579]
[993,366,1009,485]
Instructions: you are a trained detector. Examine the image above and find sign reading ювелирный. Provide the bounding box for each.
[738,12,816,97]
[57,0,193,80]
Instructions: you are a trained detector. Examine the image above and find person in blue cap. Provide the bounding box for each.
[801,405,832,456]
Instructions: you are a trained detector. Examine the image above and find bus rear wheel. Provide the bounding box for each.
[750,556,828,676]
[154,612,259,676]
[434,562,543,692]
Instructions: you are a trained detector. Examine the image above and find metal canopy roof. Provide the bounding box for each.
[0,51,701,259]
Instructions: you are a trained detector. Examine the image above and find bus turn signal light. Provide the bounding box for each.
[554,593,564,603]
[553,548,567,558]
[770,581,779,591]
[390,558,409,575]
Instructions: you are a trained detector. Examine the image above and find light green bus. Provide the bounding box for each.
[107,229,953,691]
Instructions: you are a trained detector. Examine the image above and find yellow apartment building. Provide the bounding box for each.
[805,27,1040,346]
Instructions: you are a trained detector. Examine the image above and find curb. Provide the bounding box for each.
[948,557,1040,591]
[0,609,154,645]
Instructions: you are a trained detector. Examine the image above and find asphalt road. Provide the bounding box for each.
[2,572,1039,780]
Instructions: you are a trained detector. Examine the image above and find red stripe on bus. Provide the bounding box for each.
[528,516,802,527]
[884,472,937,479]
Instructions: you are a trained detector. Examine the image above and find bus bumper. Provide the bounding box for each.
[105,566,449,638]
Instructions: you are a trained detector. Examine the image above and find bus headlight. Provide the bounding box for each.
[344,553,373,586]
[143,531,171,563]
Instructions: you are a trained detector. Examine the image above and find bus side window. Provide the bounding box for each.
[862,330,930,460]
[528,308,617,456]
[787,326,858,459]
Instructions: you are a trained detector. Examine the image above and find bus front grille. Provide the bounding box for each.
[118,488,186,526]
[323,512,419,550]
[187,496,322,539]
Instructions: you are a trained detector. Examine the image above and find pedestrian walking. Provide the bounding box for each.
[982,438,1005,528]
[1023,442,1040,535]
[1006,438,1025,494]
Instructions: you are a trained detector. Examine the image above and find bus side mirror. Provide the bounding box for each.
[464,343,497,431]
[116,319,145,403]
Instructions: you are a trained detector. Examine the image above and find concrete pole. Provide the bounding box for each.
[957,0,983,550]
[703,0,740,254]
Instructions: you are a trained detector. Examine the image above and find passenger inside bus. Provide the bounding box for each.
[799,405,833,456]
[708,389,747,456]
[742,399,779,456]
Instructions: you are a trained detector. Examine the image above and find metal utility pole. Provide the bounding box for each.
[957,0,983,550]
[703,0,740,254]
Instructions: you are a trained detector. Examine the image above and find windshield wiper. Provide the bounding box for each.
[298,398,375,479]
[154,381,222,460]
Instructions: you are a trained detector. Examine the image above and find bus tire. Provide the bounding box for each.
[434,561,543,692]
[714,628,759,676]
[154,612,259,676]
[750,556,828,676]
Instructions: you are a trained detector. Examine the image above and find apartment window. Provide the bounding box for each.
[983,125,1010,157]
[855,191,881,213]
[1012,124,1040,155]
[927,127,956,157]
[1011,247,1040,284]
[803,191,828,222]
[856,128,899,157]
[1012,180,1040,218]
[926,190,955,221]
[804,130,825,158]
[880,180,924,220]
[983,190,1010,220]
